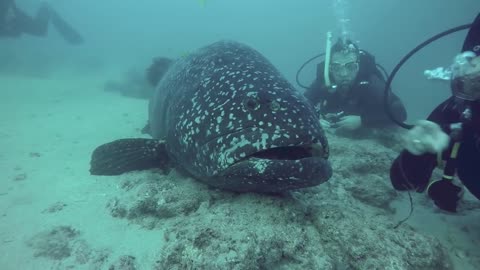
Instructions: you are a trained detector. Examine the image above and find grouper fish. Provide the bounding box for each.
[90,40,332,193]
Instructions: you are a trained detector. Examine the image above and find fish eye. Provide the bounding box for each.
[243,98,260,111]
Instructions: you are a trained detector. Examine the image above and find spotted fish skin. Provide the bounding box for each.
[150,40,332,192]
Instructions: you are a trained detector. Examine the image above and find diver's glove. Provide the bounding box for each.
[319,119,331,129]
[427,179,462,212]
[403,120,450,155]
[321,112,343,129]
[336,115,361,130]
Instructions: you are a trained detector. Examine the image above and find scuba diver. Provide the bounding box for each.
[0,0,83,44]
[390,13,480,213]
[303,37,407,131]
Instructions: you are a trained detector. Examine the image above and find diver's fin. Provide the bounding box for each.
[49,7,84,45]
[146,57,173,86]
[90,138,169,175]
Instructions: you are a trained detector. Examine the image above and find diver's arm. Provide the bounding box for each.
[0,1,47,37]
[390,98,455,191]
[14,2,50,36]
[359,75,407,127]
[0,0,20,37]
[1,2,83,44]
[0,0,15,17]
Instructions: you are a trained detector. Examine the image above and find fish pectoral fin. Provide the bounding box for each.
[90,138,169,176]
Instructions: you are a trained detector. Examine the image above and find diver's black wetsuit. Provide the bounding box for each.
[304,51,407,128]
[390,98,480,199]
[0,0,83,44]
[0,0,50,37]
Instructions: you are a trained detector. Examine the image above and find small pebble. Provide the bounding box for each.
[14,173,27,181]
[42,202,67,214]
[29,152,41,158]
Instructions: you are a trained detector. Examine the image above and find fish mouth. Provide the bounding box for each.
[245,143,326,161]
[200,126,332,192]
[204,125,328,166]
[214,143,331,193]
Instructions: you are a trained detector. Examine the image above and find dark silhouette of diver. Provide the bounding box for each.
[390,13,480,213]
[0,0,83,44]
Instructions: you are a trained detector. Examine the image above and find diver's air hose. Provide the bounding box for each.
[324,32,333,87]
[384,23,472,130]
[295,53,325,89]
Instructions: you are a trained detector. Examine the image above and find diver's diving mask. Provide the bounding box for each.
[329,60,359,74]
[451,51,480,101]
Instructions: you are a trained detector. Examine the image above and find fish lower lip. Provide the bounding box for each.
[217,155,333,192]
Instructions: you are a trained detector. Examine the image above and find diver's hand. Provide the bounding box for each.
[319,119,331,129]
[336,115,361,130]
[403,120,450,155]
[427,179,463,212]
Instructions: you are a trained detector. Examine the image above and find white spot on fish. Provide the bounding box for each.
[253,159,270,174]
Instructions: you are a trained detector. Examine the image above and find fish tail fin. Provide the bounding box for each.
[90,138,169,175]
[146,57,173,86]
